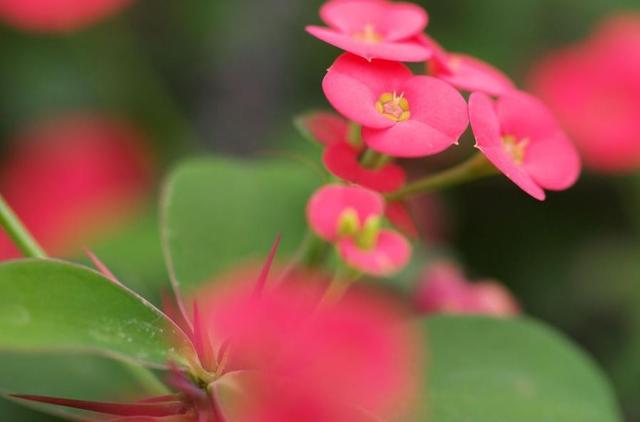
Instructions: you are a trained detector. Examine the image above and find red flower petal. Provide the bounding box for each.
[0,0,133,32]
[307,26,432,62]
[320,1,428,41]
[384,201,418,238]
[297,111,349,146]
[436,53,515,96]
[363,75,469,157]
[338,229,411,276]
[468,92,546,200]
[323,141,406,193]
[322,53,412,129]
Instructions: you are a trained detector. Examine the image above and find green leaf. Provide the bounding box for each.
[0,259,190,367]
[161,156,322,293]
[0,352,150,421]
[421,316,622,422]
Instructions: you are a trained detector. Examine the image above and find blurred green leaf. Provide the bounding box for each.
[0,352,150,421]
[420,316,622,422]
[0,259,188,367]
[161,156,322,293]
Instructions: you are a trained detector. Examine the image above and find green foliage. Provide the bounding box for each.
[0,353,150,421]
[0,259,187,367]
[420,316,622,422]
[162,156,322,293]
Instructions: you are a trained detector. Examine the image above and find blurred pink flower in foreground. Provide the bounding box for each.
[323,53,468,158]
[307,184,411,276]
[529,14,640,173]
[469,90,581,201]
[306,0,431,62]
[0,114,153,259]
[13,251,422,421]
[298,111,406,193]
[415,262,520,317]
[0,0,132,32]
[197,273,421,421]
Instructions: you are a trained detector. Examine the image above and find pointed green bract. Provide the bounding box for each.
[0,259,188,368]
[161,157,322,294]
[418,316,622,422]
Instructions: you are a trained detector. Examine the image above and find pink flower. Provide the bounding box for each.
[468,91,581,201]
[298,111,407,192]
[0,114,153,259]
[415,262,520,317]
[197,274,421,421]
[420,35,515,96]
[307,184,411,276]
[0,0,132,32]
[529,14,640,173]
[323,53,469,158]
[306,0,431,62]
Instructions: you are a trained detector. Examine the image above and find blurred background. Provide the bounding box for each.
[0,0,639,420]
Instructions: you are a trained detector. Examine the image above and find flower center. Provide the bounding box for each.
[502,135,528,165]
[353,24,383,43]
[337,208,381,250]
[376,92,411,122]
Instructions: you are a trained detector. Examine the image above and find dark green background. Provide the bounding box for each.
[1,0,639,420]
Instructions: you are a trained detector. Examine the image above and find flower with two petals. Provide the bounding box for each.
[306,0,432,62]
[420,35,515,96]
[307,184,411,276]
[323,53,469,158]
[469,90,581,201]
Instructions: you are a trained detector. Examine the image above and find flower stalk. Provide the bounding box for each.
[0,194,47,258]
[386,152,498,201]
[360,148,391,170]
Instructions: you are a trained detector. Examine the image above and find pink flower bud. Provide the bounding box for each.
[416,262,520,317]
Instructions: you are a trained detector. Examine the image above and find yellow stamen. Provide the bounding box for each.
[502,135,529,165]
[375,92,411,122]
[337,209,382,251]
[356,216,381,250]
[338,208,360,238]
[353,24,383,43]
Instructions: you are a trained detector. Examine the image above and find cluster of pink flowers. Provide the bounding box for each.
[303,0,581,276]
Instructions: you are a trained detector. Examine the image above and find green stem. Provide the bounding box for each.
[0,194,47,258]
[360,149,391,170]
[386,153,498,201]
[297,232,332,269]
[319,263,362,307]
